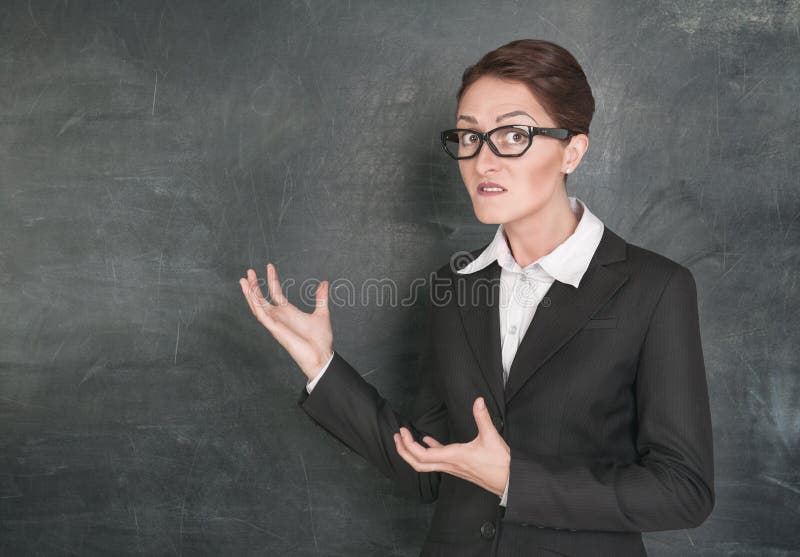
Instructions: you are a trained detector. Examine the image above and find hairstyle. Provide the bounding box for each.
[457,39,595,182]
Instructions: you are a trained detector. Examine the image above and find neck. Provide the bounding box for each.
[502,189,580,268]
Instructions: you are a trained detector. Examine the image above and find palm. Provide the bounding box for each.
[240,264,333,379]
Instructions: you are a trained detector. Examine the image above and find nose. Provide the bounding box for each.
[473,139,501,176]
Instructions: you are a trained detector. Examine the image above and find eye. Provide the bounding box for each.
[503,129,528,144]
[461,132,480,146]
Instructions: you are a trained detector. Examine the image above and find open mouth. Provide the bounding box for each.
[478,182,507,194]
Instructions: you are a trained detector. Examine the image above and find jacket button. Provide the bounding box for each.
[541,296,551,307]
[480,521,496,539]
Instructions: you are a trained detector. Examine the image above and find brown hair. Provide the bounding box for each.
[457,39,595,138]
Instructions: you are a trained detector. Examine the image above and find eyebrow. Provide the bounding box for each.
[456,110,539,125]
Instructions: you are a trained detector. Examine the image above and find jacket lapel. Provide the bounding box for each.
[455,254,506,421]
[504,226,629,404]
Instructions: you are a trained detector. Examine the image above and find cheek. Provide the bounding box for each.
[512,150,561,186]
[458,161,473,184]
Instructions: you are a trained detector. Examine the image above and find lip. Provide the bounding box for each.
[477,181,508,196]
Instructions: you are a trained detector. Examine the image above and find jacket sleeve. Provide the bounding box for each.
[503,265,715,532]
[296,300,449,503]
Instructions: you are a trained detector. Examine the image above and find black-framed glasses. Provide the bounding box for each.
[440,125,577,160]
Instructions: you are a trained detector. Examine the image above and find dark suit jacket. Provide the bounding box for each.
[297,225,715,557]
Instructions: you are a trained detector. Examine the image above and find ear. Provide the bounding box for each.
[562,133,589,173]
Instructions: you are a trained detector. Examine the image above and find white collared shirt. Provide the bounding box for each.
[455,196,605,386]
[306,195,605,507]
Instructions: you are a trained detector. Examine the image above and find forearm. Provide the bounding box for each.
[298,350,446,503]
[503,450,714,531]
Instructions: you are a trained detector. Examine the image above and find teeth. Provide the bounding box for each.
[482,187,505,192]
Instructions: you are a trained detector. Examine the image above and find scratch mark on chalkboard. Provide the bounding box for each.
[536,15,592,75]
[28,0,47,37]
[178,436,205,556]
[380,490,398,554]
[0,396,47,410]
[300,454,319,555]
[249,171,269,257]
[213,206,229,249]
[51,340,65,361]
[785,210,800,241]
[206,516,289,541]
[158,4,167,45]
[685,531,695,546]
[773,189,783,234]
[174,320,180,365]
[28,79,53,115]
[238,128,243,168]
[715,43,721,138]
[152,71,158,115]
[80,359,106,386]
[760,474,800,496]
[721,326,766,340]
[156,250,165,306]
[57,111,85,137]
[278,164,295,229]
[719,253,744,282]
[133,504,143,555]
[740,78,766,102]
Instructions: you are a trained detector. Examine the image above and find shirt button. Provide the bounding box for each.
[480,521,496,539]
[509,325,517,334]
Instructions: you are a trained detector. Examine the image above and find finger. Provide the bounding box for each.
[313,280,330,317]
[243,269,272,312]
[394,433,448,473]
[395,434,480,485]
[241,273,294,335]
[240,275,264,316]
[422,435,444,448]
[472,396,496,436]
[399,427,461,464]
[267,263,288,306]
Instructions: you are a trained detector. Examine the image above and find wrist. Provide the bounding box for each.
[305,349,334,379]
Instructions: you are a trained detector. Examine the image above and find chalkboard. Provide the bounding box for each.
[1,1,798,555]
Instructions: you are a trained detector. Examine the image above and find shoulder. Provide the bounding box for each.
[613,231,699,303]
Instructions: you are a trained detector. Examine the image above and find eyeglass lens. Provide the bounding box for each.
[442,126,531,158]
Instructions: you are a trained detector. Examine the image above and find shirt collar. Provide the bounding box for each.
[455,196,605,288]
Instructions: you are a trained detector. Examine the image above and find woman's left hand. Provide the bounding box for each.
[393,396,511,498]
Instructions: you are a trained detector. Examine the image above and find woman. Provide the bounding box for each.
[240,39,714,557]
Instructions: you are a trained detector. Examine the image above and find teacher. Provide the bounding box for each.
[240,38,714,557]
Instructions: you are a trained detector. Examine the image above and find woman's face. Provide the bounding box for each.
[455,75,578,225]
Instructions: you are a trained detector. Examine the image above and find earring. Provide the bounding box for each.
[565,168,571,174]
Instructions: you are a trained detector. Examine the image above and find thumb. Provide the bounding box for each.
[473,396,495,435]
[314,280,329,315]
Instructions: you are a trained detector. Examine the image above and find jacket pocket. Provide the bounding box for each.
[582,317,617,329]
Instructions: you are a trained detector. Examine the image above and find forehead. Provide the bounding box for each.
[457,75,550,123]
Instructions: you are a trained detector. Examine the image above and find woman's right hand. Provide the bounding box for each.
[239,263,333,381]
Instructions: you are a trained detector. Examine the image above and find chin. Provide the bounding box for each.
[472,207,505,225]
